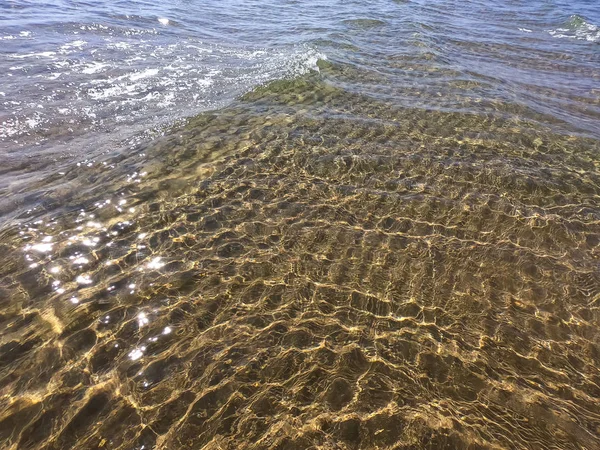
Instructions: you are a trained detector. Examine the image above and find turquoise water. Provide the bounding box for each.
[1,1,600,449]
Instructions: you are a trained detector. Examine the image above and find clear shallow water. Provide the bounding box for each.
[0,0,324,196]
[1,1,600,449]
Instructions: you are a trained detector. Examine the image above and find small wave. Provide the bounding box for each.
[343,18,386,29]
[9,51,57,59]
[548,15,599,42]
[59,40,87,53]
[0,32,325,149]
[0,31,32,41]
[80,62,109,75]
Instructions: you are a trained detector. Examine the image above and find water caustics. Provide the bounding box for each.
[1,0,600,449]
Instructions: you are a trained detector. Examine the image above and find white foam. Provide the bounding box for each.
[130,68,159,81]
[108,42,131,50]
[548,17,600,42]
[1,29,326,150]
[9,51,57,59]
[87,83,139,100]
[60,40,87,52]
[80,62,109,74]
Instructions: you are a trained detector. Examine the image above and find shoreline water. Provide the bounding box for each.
[1,1,600,449]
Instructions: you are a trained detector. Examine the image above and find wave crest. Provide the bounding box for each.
[548,14,599,42]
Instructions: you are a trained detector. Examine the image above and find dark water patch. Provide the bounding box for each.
[342,18,387,30]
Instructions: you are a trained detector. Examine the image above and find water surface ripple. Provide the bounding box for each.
[1,1,600,449]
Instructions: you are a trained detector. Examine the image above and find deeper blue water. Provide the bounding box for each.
[1,1,600,449]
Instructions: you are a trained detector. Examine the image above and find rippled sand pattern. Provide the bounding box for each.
[1,68,600,449]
